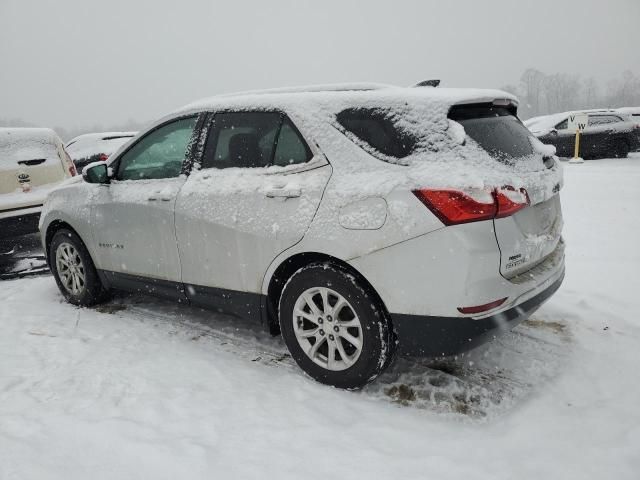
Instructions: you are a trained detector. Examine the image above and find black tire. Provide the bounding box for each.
[279,262,395,389]
[49,229,109,306]
[612,139,629,158]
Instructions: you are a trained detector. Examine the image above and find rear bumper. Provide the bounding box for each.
[391,267,565,356]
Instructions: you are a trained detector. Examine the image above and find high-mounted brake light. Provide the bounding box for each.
[99,153,109,162]
[412,186,529,225]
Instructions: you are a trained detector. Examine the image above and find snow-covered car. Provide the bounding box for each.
[615,106,640,121]
[39,84,565,389]
[524,110,640,159]
[1,128,76,240]
[65,132,137,173]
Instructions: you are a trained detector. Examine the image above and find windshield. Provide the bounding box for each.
[449,105,535,162]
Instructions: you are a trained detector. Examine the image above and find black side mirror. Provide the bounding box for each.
[83,162,110,184]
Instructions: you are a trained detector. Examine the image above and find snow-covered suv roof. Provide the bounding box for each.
[164,85,563,201]
[177,85,518,116]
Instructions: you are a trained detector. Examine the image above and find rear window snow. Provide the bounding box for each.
[0,128,60,170]
[335,103,541,167]
[448,105,536,163]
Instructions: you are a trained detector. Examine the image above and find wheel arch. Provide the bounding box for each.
[264,251,391,335]
[44,220,83,261]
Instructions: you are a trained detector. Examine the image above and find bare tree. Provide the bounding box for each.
[520,68,546,117]
[583,77,599,108]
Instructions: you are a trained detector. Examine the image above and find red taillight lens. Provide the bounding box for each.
[99,153,109,162]
[494,187,529,218]
[413,186,529,225]
[68,163,77,177]
[457,297,507,314]
[412,189,496,225]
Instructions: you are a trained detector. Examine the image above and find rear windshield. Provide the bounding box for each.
[336,108,416,159]
[0,133,59,168]
[66,136,133,159]
[448,105,534,162]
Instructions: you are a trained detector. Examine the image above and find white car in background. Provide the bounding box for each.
[40,84,565,389]
[65,131,137,173]
[616,106,640,121]
[1,128,76,240]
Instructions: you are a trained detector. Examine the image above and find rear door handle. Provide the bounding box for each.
[265,187,301,198]
[147,197,172,201]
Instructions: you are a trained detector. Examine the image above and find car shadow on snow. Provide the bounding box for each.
[366,317,570,419]
[0,234,49,280]
[93,291,571,421]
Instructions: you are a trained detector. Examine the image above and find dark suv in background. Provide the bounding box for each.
[525,110,640,159]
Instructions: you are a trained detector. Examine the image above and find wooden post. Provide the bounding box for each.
[574,130,581,159]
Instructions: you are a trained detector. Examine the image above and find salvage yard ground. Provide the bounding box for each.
[1,156,639,479]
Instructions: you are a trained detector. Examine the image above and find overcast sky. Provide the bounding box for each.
[1,0,638,130]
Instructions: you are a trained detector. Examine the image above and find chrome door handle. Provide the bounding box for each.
[266,187,301,198]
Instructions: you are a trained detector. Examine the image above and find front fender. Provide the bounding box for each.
[39,182,99,263]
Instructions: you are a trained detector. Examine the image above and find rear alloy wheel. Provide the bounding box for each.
[49,229,109,306]
[292,286,364,371]
[279,263,395,389]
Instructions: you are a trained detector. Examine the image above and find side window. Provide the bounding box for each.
[273,118,312,166]
[555,119,568,130]
[117,116,197,181]
[336,108,416,158]
[202,112,281,169]
[588,115,621,126]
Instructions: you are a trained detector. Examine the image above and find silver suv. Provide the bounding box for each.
[40,84,565,389]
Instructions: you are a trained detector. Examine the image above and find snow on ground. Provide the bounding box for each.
[1,157,640,479]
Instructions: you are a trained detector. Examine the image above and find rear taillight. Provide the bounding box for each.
[68,163,77,177]
[412,189,496,225]
[99,153,109,162]
[494,187,529,218]
[412,186,529,225]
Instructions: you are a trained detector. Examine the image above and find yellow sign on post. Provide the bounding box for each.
[568,113,588,164]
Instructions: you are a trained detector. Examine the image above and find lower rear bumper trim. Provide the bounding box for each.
[391,268,565,357]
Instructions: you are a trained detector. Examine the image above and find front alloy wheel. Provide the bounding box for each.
[55,242,86,296]
[49,228,109,306]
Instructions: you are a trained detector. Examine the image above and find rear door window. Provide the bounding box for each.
[336,108,416,159]
[202,112,311,169]
[273,118,312,166]
[448,105,535,162]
